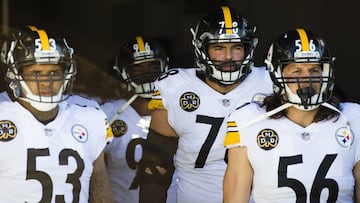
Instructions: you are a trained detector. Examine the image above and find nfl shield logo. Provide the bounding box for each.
[222,99,230,107]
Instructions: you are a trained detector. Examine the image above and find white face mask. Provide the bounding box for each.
[284,85,321,111]
[19,97,58,111]
[18,80,65,111]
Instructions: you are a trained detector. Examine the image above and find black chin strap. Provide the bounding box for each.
[296,87,316,110]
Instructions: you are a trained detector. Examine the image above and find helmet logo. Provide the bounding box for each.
[179,92,200,112]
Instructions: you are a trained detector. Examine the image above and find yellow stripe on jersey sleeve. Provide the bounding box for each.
[148,99,165,110]
[224,121,241,148]
[224,131,241,148]
[153,90,161,97]
[106,126,114,141]
[227,121,237,127]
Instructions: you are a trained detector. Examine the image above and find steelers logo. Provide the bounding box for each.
[251,93,268,104]
[111,120,128,137]
[0,120,17,142]
[257,128,279,150]
[335,127,354,148]
[179,92,200,112]
[71,124,88,143]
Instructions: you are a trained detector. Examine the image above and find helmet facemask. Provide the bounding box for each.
[121,59,166,98]
[267,58,334,111]
[266,28,335,111]
[7,63,76,111]
[114,36,168,98]
[197,40,255,85]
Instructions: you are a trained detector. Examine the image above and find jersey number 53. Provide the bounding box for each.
[27,148,84,203]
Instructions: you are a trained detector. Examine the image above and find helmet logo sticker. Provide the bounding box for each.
[335,127,353,148]
[111,120,128,137]
[0,120,17,142]
[179,92,200,112]
[71,124,88,143]
[257,129,279,150]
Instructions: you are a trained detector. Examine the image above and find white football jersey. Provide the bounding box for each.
[102,99,178,203]
[151,67,273,203]
[0,101,112,203]
[65,94,101,108]
[0,91,101,108]
[225,102,360,202]
[0,91,11,101]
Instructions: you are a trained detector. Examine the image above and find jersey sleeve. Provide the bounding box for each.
[224,119,241,148]
[148,68,184,111]
[224,103,265,149]
[80,106,114,160]
[148,89,166,110]
[341,102,360,163]
[66,94,101,108]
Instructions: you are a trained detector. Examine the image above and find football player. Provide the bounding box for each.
[0,29,100,108]
[136,6,273,203]
[224,28,360,202]
[101,36,177,203]
[0,25,114,203]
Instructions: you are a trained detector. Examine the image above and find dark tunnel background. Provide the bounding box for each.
[1,0,359,102]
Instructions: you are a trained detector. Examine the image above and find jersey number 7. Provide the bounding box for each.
[195,115,224,168]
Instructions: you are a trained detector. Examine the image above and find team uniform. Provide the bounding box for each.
[0,91,11,101]
[66,94,101,108]
[0,100,112,203]
[225,102,360,202]
[102,99,177,203]
[0,91,100,108]
[150,67,272,202]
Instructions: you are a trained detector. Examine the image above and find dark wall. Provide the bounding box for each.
[229,0,359,102]
[3,0,360,102]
